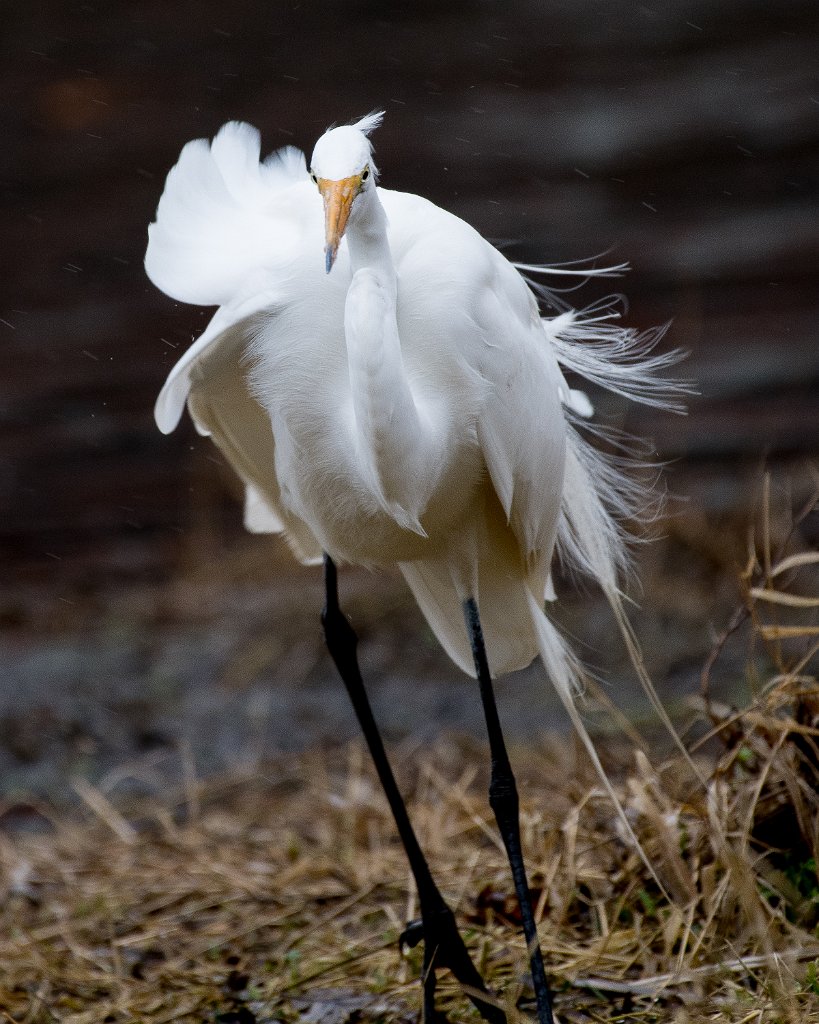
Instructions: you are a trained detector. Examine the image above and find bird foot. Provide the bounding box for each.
[399,906,464,967]
[399,917,425,951]
[398,908,506,1024]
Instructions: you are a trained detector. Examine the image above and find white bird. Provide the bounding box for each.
[146,112,687,1024]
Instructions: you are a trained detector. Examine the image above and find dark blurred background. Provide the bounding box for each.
[2,1,818,798]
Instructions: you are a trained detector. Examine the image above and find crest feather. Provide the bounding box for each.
[350,110,385,137]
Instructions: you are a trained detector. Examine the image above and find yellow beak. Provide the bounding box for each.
[318,175,362,273]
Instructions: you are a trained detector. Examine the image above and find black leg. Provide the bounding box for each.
[321,555,505,1024]
[464,598,555,1024]
[422,942,442,1024]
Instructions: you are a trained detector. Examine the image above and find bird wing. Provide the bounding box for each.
[371,191,566,675]
[475,289,567,595]
[385,191,567,596]
[156,296,323,566]
[145,121,308,307]
[154,291,275,436]
[148,122,326,565]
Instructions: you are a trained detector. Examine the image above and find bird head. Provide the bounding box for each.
[309,112,384,273]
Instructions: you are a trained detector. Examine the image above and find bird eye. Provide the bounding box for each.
[361,167,370,181]
[310,171,318,184]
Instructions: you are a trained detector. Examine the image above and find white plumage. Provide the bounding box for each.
[146,115,690,816]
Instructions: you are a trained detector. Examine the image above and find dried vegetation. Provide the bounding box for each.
[2,476,819,1024]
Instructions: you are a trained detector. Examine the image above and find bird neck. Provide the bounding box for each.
[346,190,395,289]
[341,186,438,534]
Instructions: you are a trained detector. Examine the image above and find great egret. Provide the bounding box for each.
[146,112,685,1024]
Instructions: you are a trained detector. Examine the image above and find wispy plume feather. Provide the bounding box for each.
[350,110,385,137]
[546,306,693,412]
[536,292,706,785]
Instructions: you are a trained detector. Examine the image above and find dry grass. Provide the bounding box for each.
[2,476,818,1024]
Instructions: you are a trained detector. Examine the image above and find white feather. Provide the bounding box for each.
[145,122,307,307]
[524,589,671,896]
[350,110,385,137]
[546,307,691,412]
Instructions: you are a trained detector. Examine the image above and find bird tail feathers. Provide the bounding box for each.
[523,589,670,896]
[549,316,705,784]
[547,306,692,412]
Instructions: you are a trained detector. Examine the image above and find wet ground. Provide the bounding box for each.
[4,458,816,802]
